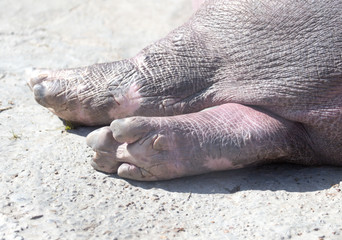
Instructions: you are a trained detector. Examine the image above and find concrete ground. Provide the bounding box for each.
[1,0,341,239]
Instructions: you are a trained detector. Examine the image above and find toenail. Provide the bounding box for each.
[38,73,48,79]
[152,134,170,151]
[27,75,48,91]
[33,84,45,99]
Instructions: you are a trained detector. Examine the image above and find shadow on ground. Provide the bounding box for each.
[115,164,341,194]
[64,126,99,137]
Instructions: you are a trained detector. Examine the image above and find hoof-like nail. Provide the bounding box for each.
[152,134,171,151]
[26,68,50,89]
[86,127,119,152]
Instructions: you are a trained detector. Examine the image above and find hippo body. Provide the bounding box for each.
[28,0,342,180]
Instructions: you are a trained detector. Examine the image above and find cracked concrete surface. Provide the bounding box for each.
[0,0,341,239]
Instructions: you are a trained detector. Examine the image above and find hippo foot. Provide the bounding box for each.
[27,61,143,126]
[86,108,234,181]
[86,103,312,181]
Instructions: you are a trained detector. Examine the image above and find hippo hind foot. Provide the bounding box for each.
[86,103,314,181]
[27,61,147,126]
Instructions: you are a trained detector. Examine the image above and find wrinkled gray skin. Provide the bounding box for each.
[28,0,342,181]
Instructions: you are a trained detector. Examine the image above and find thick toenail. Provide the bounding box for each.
[111,117,149,144]
[86,128,102,148]
[86,127,118,151]
[152,134,170,151]
[91,160,102,171]
[27,69,50,88]
[110,119,129,142]
[33,84,47,105]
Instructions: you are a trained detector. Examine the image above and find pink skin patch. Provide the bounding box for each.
[109,83,142,119]
[203,157,242,171]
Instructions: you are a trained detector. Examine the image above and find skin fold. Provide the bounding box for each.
[28,0,342,181]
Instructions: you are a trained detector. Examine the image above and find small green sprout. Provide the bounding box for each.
[10,130,21,140]
[64,121,75,131]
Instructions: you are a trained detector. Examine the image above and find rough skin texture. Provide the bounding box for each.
[28,0,342,181]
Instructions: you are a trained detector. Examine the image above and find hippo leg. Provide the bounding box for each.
[86,103,313,181]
